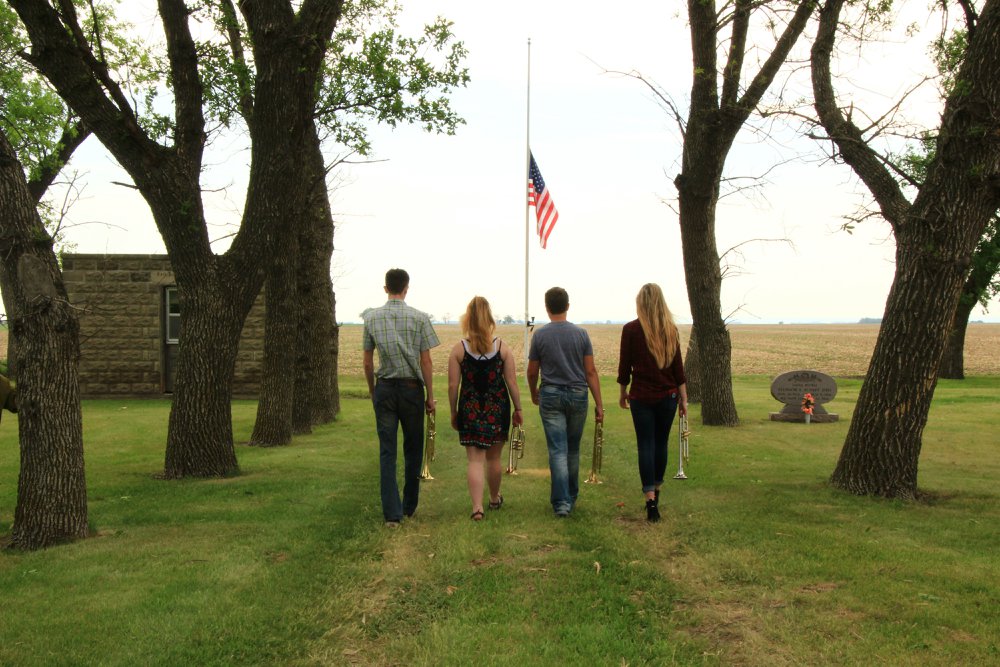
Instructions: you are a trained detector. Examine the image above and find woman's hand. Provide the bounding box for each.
[512,408,523,427]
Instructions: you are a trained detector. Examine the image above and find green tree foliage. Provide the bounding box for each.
[195,0,468,153]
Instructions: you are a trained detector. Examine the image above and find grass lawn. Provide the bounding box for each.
[1,375,998,665]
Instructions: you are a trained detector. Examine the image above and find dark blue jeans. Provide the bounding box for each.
[373,380,425,522]
[538,385,589,514]
[629,393,678,493]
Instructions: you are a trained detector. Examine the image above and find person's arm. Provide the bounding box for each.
[447,343,463,430]
[617,325,631,410]
[363,349,376,397]
[420,349,435,414]
[527,359,540,406]
[670,343,687,416]
[584,354,604,424]
[499,341,523,426]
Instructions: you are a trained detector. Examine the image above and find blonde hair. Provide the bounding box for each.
[460,296,496,356]
[636,283,679,369]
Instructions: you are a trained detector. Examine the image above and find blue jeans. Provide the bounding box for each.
[538,385,589,514]
[373,380,425,522]
[629,394,678,493]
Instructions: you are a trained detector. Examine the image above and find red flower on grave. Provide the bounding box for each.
[801,393,815,415]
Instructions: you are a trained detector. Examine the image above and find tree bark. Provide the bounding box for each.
[683,326,701,404]
[0,128,87,549]
[939,219,1000,379]
[248,228,299,447]
[813,0,1000,497]
[293,123,340,430]
[937,292,975,380]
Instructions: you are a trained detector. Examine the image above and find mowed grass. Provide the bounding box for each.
[1,371,998,665]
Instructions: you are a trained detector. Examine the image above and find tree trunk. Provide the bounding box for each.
[683,325,701,404]
[163,282,244,476]
[248,230,299,447]
[831,235,970,497]
[672,0,812,426]
[293,123,340,431]
[675,172,739,425]
[939,219,1000,380]
[937,295,975,380]
[825,0,1000,498]
[0,128,87,549]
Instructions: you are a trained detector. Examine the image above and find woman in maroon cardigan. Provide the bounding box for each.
[617,283,688,522]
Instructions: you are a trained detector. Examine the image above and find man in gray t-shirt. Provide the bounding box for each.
[527,287,605,517]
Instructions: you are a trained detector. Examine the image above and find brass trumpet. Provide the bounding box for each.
[420,411,436,480]
[505,424,525,474]
[585,418,603,484]
[674,413,690,480]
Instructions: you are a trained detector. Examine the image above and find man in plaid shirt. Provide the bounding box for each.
[363,268,440,527]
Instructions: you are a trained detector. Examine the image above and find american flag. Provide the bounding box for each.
[528,151,559,249]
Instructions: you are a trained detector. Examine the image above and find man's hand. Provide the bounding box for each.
[425,398,437,414]
[594,405,605,424]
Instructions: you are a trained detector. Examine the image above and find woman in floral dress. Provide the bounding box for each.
[448,297,523,520]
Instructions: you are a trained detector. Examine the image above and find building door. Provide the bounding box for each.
[163,286,180,393]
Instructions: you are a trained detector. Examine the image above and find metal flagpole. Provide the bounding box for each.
[523,37,531,367]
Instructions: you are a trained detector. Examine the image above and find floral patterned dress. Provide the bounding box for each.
[457,338,511,449]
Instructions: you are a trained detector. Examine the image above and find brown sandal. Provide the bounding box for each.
[488,495,504,510]
[470,510,484,521]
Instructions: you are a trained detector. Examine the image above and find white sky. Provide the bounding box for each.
[55,1,1000,324]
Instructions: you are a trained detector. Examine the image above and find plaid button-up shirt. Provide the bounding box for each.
[362,299,440,382]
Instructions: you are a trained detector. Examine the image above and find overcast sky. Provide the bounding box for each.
[55,1,1000,324]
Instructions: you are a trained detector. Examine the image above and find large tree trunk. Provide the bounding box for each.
[248,231,299,447]
[939,219,1000,380]
[675,176,738,424]
[673,0,813,426]
[293,123,340,431]
[683,326,701,404]
[0,129,87,549]
[817,0,1000,498]
[163,280,248,476]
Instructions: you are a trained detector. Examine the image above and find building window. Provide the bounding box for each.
[165,287,181,343]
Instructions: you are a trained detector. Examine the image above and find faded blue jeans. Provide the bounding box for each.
[629,393,678,493]
[538,384,589,514]
[373,379,425,522]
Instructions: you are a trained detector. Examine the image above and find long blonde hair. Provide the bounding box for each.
[636,283,679,369]
[460,296,496,356]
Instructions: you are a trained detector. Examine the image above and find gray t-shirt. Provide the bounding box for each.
[528,321,593,387]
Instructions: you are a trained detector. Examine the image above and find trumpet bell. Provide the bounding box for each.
[420,411,436,480]
[505,424,525,474]
[674,414,690,481]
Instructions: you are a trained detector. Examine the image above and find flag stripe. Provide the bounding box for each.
[527,151,559,249]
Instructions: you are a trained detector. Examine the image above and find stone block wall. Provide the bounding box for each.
[61,254,264,397]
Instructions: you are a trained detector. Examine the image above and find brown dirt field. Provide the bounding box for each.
[4,323,995,378]
[337,323,1000,378]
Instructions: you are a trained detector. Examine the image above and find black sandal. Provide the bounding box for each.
[470,510,484,521]
[488,495,504,510]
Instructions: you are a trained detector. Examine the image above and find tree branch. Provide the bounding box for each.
[27,118,90,203]
[810,0,911,229]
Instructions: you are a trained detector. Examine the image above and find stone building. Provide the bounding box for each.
[61,254,264,397]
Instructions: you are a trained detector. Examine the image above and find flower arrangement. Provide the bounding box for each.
[801,393,815,415]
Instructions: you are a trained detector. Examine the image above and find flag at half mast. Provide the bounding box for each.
[528,151,559,249]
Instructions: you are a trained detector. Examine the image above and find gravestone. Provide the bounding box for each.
[769,370,839,423]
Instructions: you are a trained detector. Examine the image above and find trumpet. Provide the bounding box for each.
[674,413,690,480]
[585,418,603,484]
[420,411,436,480]
[505,424,525,474]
